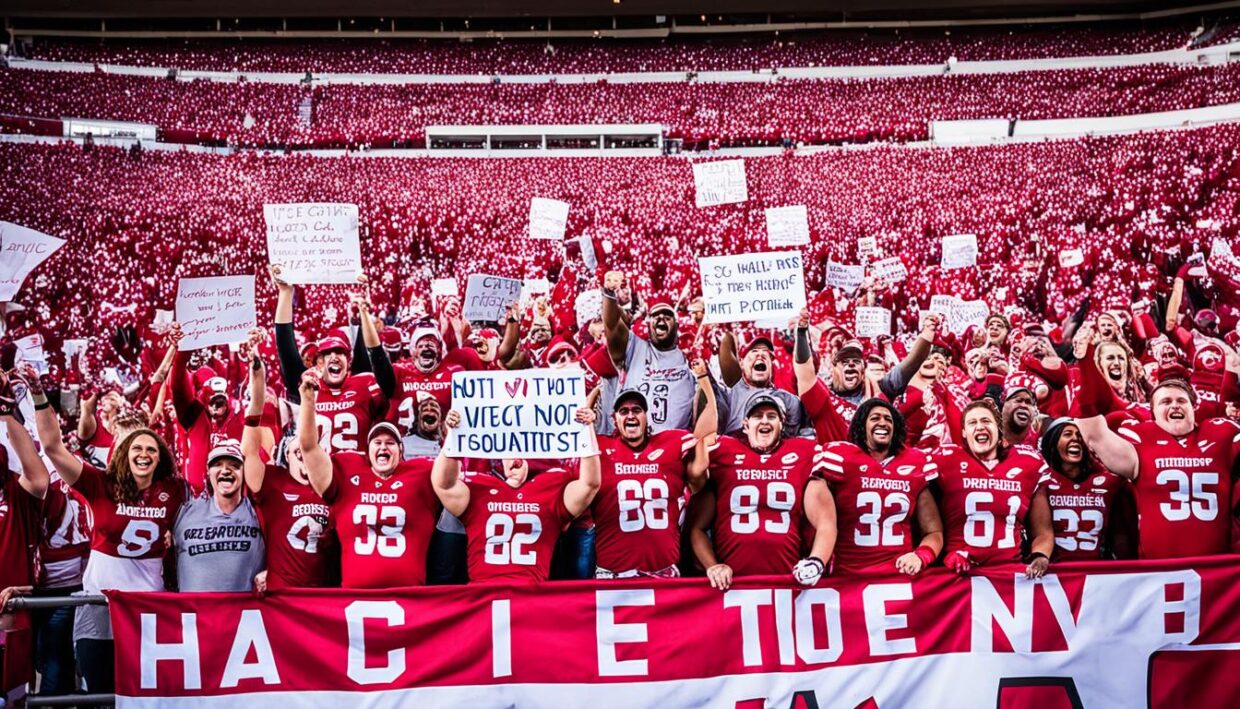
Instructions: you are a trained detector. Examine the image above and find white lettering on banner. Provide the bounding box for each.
[765,205,810,247]
[699,251,806,325]
[445,370,595,459]
[175,275,257,351]
[529,198,570,240]
[724,589,771,667]
[492,600,512,678]
[346,601,406,685]
[724,588,843,667]
[220,610,280,688]
[463,274,522,322]
[941,234,978,270]
[596,589,655,677]
[796,589,844,665]
[970,575,1082,653]
[825,261,864,295]
[855,307,892,339]
[263,203,362,285]
[863,584,916,657]
[0,221,67,302]
[692,159,748,208]
[869,256,907,283]
[140,613,201,690]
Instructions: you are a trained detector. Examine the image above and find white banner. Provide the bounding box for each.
[698,251,806,324]
[764,205,810,247]
[692,160,748,208]
[0,221,67,302]
[949,299,990,335]
[528,198,570,240]
[855,307,892,339]
[444,369,596,459]
[463,274,522,323]
[1059,249,1085,268]
[869,256,908,283]
[941,234,978,270]
[825,261,865,295]
[174,276,257,351]
[263,203,362,284]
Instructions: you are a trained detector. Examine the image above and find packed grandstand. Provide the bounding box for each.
[2,4,1240,707]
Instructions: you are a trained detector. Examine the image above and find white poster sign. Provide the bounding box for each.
[1059,249,1085,268]
[174,276,257,351]
[445,370,596,459]
[431,278,459,298]
[0,221,67,302]
[463,274,522,323]
[692,160,748,208]
[941,234,978,270]
[948,299,991,335]
[855,307,892,339]
[869,256,908,283]
[857,236,877,262]
[764,205,810,247]
[698,251,805,324]
[528,198,570,240]
[825,261,865,295]
[263,203,362,284]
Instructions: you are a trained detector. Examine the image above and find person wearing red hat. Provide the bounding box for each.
[165,322,246,492]
[298,371,440,589]
[716,332,811,438]
[269,265,387,454]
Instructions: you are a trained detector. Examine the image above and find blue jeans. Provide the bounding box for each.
[33,588,79,695]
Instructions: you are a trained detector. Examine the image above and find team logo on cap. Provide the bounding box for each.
[351,476,360,485]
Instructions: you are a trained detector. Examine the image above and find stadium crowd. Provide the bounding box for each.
[3,62,1240,148]
[0,120,1238,699]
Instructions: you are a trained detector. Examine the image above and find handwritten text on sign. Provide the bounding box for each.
[940,234,978,270]
[263,203,362,284]
[699,252,805,324]
[445,370,595,459]
[826,261,864,295]
[463,275,522,322]
[0,221,67,302]
[692,160,748,208]
[855,307,892,338]
[175,276,257,351]
[529,198,570,240]
[869,256,908,283]
[764,206,810,247]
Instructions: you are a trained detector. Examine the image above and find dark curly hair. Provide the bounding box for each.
[848,399,906,458]
[106,428,178,504]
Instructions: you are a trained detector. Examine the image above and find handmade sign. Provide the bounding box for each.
[764,206,810,247]
[463,275,522,323]
[698,252,806,324]
[692,160,748,207]
[175,276,257,351]
[529,198,570,240]
[445,370,595,459]
[263,203,362,284]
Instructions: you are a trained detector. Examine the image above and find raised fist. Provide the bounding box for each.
[604,271,625,291]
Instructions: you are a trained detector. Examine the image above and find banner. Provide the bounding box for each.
[926,296,990,335]
[765,206,810,247]
[855,307,891,338]
[825,261,864,295]
[699,252,806,324]
[263,203,362,284]
[575,289,603,325]
[174,276,257,351]
[692,160,748,207]
[444,369,595,459]
[463,274,522,322]
[0,221,67,302]
[529,198,570,240]
[941,234,978,270]
[108,559,1240,708]
[869,256,907,283]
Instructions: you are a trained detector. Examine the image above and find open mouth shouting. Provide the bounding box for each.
[132,454,155,475]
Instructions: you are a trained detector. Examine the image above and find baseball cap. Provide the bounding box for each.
[742,335,775,357]
[316,335,351,355]
[745,392,787,419]
[833,339,865,362]
[546,336,578,362]
[207,441,244,467]
[368,422,404,444]
[298,341,318,359]
[613,388,648,412]
[409,324,443,349]
[379,326,404,351]
[202,376,229,402]
[647,296,676,317]
[1004,384,1036,403]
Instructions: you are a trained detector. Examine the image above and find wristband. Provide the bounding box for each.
[244,415,262,428]
[34,401,50,411]
[1027,551,1049,562]
[601,288,618,301]
[695,374,709,380]
[913,546,938,567]
[30,391,49,406]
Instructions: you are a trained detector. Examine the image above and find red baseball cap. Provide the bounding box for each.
[742,335,775,357]
[316,335,351,355]
[647,296,676,317]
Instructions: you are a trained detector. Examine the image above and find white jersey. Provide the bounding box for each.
[623,335,695,433]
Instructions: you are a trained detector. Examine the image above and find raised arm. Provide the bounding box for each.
[718,330,742,388]
[27,368,83,485]
[601,271,631,367]
[297,371,333,497]
[3,374,48,499]
[355,285,397,398]
[76,390,98,442]
[431,409,470,516]
[495,304,521,366]
[270,264,307,402]
[883,314,939,399]
[242,352,270,495]
[1075,415,1138,479]
[563,409,602,516]
[793,309,819,396]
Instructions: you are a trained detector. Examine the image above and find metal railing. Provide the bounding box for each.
[3,594,115,707]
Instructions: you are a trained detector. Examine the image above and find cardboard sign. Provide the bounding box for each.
[764,206,810,247]
[692,160,748,208]
[941,234,978,270]
[175,275,257,351]
[528,198,570,240]
[855,307,892,339]
[869,256,908,283]
[444,370,596,459]
[949,299,990,335]
[1059,249,1085,268]
[0,221,67,302]
[263,203,362,284]
[463,274,522,323]
[825,261,865,295]
[698,251,806,325]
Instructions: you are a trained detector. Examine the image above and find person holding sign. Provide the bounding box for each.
[298,370,439,589]
[166,323,247,492]
[590,360,716,580]
[431,408,601,584]
[687,394,837,591]
[603,271,695,432]
[270,265,387,453]
[716,332,811,438]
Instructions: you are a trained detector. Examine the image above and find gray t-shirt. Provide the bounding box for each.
[624,334,695,433]
[173,495,265,592]
[718,380,813,439]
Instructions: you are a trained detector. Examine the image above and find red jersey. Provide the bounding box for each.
[707,436,828,575]
[253,465,333,589]
[820,443,937,574]
[801,378,859,444]
[37,476,91,589]
[72,463,188,561]
[1045,468,1127,561]
[460,469,575,584]
[1117,418,1240,559]
[321,452,438,589]
[314,373,388,454]
[592,429,697,574]
[933,446,1049,565]
[178,410,245,493]
[1,469,42,589]
[388,362,462,434]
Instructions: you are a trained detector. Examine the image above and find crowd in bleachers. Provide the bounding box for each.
[3,62,1240,147]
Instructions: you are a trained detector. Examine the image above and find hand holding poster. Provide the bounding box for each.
[263,203,362,284]
[445,370,595,459]
[0,221,67,302]
[869,256,908,283]
[529,198,570,240]
[698,251,806,324]
[692,160,748,207]
[764,206,810,247]
[825,261,864,295]
[855,307,892,338]
[948,299,990,335]
[174,276,257,351]
[940,234,978,270]
[463,274,522,322]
